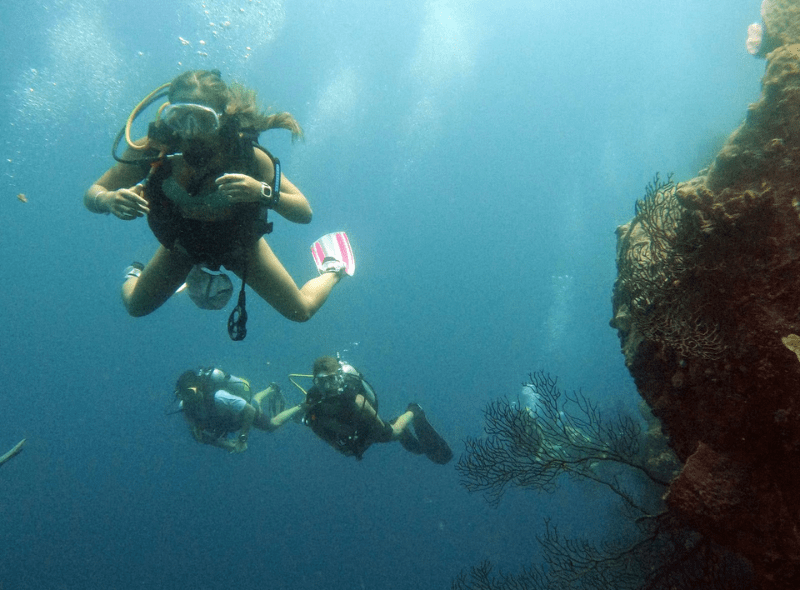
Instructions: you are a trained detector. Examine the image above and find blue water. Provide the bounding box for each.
[0,1,763,588]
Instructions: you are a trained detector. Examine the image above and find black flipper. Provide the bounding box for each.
[391,417,424,454]
[408,404,453,464]
[266,384,286,417]
[401,429,425,455]
[255,383,285,418]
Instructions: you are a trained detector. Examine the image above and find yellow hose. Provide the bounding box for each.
[288,373,313,397]
[124,82,171,150]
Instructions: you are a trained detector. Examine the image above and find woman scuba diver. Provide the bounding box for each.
[84,69,353,337]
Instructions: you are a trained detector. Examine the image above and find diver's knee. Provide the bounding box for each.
[283,305,314,322]
[122,291,156,317]
[124,301,154,318]
[290,310,313,323]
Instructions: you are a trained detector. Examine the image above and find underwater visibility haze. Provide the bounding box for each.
[0,0,764,588]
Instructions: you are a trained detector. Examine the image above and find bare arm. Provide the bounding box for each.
[272,174,312,224]
[355,394,379,420]
[190,425,242,453]
[185,412,239,453]
[236,403,257,443]
[266,404,306,432]
[84,155,151,219]
[354,395,393,443]
[215,147,312,224]
[207,400,255,453]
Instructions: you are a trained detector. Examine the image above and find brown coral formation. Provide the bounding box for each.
[749,0,800,57]
[610,38,800,590]
[761,0,800,52]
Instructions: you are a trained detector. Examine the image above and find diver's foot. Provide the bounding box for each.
[265,383,286,416]
[320,256,346,276]
[401,428,425,454]
[390,416,425,454]
[124,261,144,281]
[407,403,424,418]
[408,404,453,465]
[311,232,355,276]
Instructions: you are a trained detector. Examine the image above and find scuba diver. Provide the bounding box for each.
[83,69,354,340]
[296,356,453,463]
[174,367,304,453]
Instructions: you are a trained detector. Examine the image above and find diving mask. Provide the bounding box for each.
[314,371,344,395]
[161,102,222,138]
[176,385,200,404]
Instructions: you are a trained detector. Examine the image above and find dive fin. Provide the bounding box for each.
[408,404,453,465]
[392,417,425,455]
[311,232,355,276]
[265,383,286,417]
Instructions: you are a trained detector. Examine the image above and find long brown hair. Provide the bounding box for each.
[169,69,303,140]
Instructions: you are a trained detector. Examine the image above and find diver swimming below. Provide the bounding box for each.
[84,69,354,340]
[168,356,451,463]
[173,367,303,453]
[293,356,453,463]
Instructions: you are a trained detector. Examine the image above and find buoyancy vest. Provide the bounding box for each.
[184,368,252,440]
[144,121,275,266]
[304,371,382,459]
[146,154,270,265]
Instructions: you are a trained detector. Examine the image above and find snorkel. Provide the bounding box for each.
[111,82,171,165]
[111,73,227,165]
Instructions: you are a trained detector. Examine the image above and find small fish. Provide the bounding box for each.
[16,193,27,203]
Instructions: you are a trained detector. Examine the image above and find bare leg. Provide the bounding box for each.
[390,410,415,439]
[231,238,342,322]
[122,246,194,317]
[354,395,412,441]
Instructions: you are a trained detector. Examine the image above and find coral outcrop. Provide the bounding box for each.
[610,7,800,588]
[748,0,800,56]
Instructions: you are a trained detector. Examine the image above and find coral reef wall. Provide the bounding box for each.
[610,3,800,588]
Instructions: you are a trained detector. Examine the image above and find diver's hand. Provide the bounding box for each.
[105,184,150,220]
[215,173,266,205]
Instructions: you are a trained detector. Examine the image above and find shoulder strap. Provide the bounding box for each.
[342,372,378,414]
[252,142,280,236]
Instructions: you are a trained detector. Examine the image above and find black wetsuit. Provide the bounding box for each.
[146,154,271,266]
[304,374,392,460]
